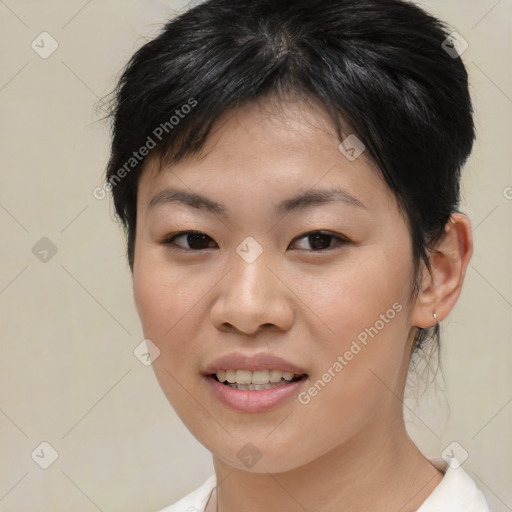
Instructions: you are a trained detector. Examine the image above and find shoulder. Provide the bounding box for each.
[418,458,491,512]
[156,474,216,512]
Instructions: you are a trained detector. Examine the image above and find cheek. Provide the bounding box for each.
[132,255,206,409]
[132,247,218,389]
[133,261,169,338]
[298,244,412,340]
[133,246,198,338]
[297,246,413,402]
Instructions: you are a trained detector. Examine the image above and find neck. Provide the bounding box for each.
[210,418,443,512]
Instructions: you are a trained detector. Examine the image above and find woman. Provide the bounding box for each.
[105,0,490,510]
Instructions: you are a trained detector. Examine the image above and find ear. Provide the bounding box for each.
[412,212,473,328]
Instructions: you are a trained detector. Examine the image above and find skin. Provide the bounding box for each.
[132,97,473,512]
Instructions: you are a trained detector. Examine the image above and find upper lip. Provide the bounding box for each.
[204,352,308,375]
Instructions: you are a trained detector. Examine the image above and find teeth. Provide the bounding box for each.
[236,369,252,385]
[214,369,301,385]
[269,369,282,383]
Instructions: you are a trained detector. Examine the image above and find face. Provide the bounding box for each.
[133,97,419,473]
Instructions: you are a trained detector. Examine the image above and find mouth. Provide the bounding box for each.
[203,352,309,412]
[205,369,309,412]
[210,369,308,390]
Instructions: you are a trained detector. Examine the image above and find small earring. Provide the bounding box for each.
[433,311,438,323]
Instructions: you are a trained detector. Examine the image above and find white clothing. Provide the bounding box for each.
[158,458,490,512]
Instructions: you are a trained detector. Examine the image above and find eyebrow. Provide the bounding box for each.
[147,186,367,217]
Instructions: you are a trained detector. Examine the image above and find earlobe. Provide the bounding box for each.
[412,213,473,329]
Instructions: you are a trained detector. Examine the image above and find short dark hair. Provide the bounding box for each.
[105,0,475,353]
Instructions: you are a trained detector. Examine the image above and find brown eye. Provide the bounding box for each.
[290,231,349,251]
[162,231,217,250]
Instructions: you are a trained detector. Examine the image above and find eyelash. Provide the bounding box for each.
[160,230,350,252]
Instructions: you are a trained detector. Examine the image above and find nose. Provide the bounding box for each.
[209,253,294,336]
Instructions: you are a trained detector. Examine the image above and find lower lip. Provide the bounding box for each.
[205,375,307,413]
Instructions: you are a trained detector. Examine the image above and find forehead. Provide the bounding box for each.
[136,98,396,217]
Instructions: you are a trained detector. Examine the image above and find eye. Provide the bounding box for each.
[161,230,217,250]
[161,229,349,252]
[289,230,350,251]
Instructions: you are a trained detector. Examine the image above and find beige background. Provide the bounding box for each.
[0,0,510,510]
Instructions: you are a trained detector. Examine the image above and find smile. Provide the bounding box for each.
[214,369,305,390]
[206,371,308,412]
